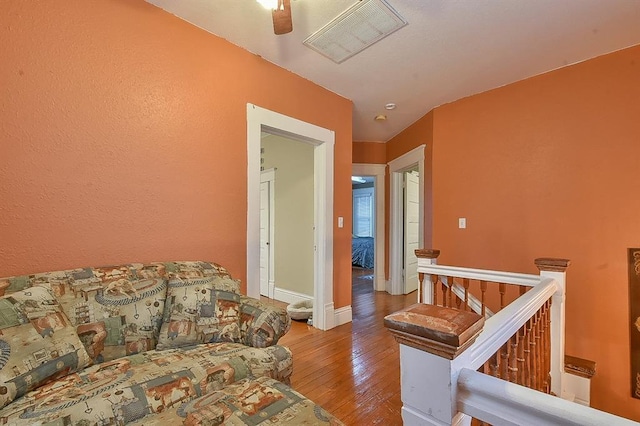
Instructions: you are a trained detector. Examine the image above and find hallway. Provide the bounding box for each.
[271,268,417,425]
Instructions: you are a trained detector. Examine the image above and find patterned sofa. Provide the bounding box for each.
[0,261,343,425]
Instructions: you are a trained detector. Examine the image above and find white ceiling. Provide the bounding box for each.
[146,0,640,142]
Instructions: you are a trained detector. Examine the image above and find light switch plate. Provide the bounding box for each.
[458,218,466,229]
[338,217,344,228]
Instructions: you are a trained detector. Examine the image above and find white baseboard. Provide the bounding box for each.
[376,274,386,292]
[268,280,275,299]
[334,305,352,327]
[273,287,313,305]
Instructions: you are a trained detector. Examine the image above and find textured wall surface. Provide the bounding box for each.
[431,45,640,420]
[352,141,387,165]
[0,0,353,310]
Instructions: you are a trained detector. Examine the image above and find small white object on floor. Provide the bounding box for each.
[287,300,313,321]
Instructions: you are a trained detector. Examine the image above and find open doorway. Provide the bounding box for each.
[351,163,385,292]
[247,104,338,330]
[388,145,425,297]
[260,134,314,305]
[352,175,375,290]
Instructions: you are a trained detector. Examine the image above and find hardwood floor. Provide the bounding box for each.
[263,268,417,425]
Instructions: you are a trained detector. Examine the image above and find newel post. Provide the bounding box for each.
[535,257,571,399]
[385,304,485,425]
[415,249,440,304]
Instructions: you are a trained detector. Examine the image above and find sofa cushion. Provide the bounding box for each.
[0,265,170,364]
[0,287,92,409]
[162,261,233,280]
[156,276,242,350]
[58,276,168,363]
[128,376,344,425]
[208,275,241,293]
[0,342,294,425]
[239,296,291,348]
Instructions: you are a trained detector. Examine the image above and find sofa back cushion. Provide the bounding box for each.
[0,264,169,364]
[0,287,92,409]
[0,261,238,360]
[161,261,234,281]
[43,265,169,363]
[156,275,242,350]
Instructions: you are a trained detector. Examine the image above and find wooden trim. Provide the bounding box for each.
[564,354,596,379]
[388,145,425,295]
[534,258,571,272]
[352,163,386,292]
[384,303,484,359]
[458,368,636,426]
[415,248,440,259]
[246,104,335,330]
[417,261,542,287]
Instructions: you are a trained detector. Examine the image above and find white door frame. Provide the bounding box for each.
[388,144,425,295]
[260,168,276,298]
[247,103,336,330]
[352,163,386,292]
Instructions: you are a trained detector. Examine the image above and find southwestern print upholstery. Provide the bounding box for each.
[0,287,91,409]
[0,343,296,425]
[162,261,234,281]
[0,264,168,363]
[0,261,291,358]
[127,376,344,426]
[157,275,242,350]
[240,296,291,348]
[64,276,167,363]
[0,261,336,425]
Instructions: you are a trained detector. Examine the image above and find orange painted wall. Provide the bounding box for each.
[0,0,353,309]
[352,114,435,279]
[432,45,640,419]
[387,111,434,249]
[353,141,386,164]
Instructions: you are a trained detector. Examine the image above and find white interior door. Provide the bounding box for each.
[404,170,419,294]
[259,181,270,297]
[260,169,275,298]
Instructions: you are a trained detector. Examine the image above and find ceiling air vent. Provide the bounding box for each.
[303,0,407,64]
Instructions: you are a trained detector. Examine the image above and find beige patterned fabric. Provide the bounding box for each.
[0,261,315,424]
[161,261,234,281]
[0,261,291,359]
[156,276,242,350]
[128,376,344,425]
[66,276,167,363]
[0,343,295,424]
[239,296,291,348]
[0,264,168,363]
[0,287,91,409]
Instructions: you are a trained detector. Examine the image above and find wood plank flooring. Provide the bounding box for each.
[262,268,417,425]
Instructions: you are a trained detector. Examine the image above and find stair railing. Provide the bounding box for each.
[384,249,628,426]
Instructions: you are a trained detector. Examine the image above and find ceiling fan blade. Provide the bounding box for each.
[272,0,293,35]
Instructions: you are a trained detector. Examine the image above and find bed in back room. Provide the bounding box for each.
[352,235,374,269]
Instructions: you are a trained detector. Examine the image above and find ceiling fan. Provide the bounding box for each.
[257,0,293,35]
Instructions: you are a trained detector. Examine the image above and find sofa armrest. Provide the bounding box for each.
[239,296,291,348]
